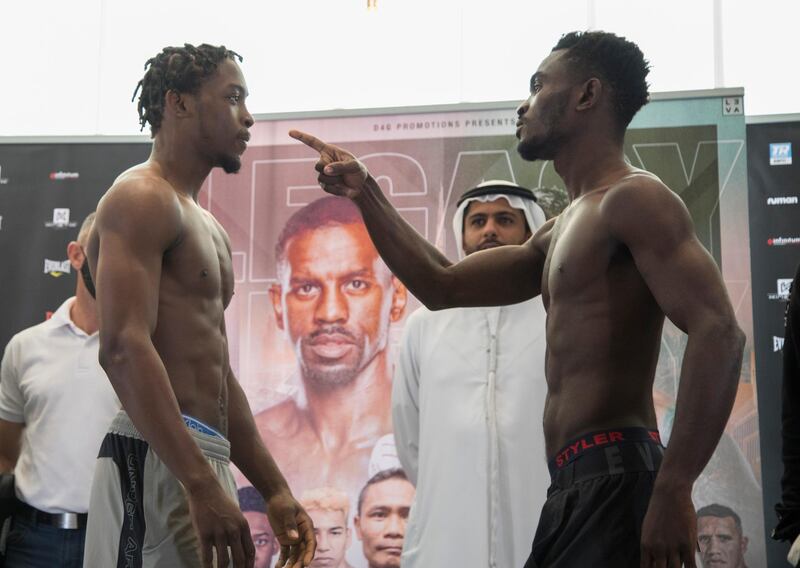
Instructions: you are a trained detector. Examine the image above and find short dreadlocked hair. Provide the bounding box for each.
[552,31,650,132]
[132,43,242,136]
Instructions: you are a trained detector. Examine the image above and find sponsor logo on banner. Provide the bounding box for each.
[767,196,799,205]
[0,165,8,185]
[770,143,793,166]
[768,278,794,301]
[767,236,800,246]
[49,171,80,180]
[44,208,77,229]
[44,259,71,277]
[775,336,786,352]
[723,97,743,115]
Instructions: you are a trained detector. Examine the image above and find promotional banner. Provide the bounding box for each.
[747,118,800,566]
[0,92,762,567]
[208,95,761,567]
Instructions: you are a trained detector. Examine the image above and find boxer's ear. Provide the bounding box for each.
[390,276,408,322]
[164,89,195,120]
[270,284,285,331]
[576,77,603,112]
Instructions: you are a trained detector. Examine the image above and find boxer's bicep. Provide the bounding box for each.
[643,237,733,334]
[605,180,736,335]
[445,239,545,308]
[94,180,181,345]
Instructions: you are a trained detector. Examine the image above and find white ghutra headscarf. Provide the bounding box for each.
[452,180,547,260]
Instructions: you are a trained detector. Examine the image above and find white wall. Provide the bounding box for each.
[0,0,795,136]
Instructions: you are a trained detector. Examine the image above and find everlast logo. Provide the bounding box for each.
[44,259,71,277]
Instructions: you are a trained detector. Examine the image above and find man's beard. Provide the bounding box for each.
[300,357,362,388]
[463,238,502,256]
[517,135,557,162]
[218,152,242,174]
[297,325,387,389]
[517,97,569,162]
[298,331,367,389]
[197,111,242,174]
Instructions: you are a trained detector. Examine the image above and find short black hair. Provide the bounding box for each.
[356,468,409,516]
[275,196,364,268]
[238,486,267,514]
[697,503,743,532]
[133,43,242,136]
[552,31,650,131]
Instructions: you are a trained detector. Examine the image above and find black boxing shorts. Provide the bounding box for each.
[523,427,664,568]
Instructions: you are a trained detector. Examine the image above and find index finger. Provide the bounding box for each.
[289,130,327,152]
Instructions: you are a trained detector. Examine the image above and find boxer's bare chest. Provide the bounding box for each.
[163,203,234,310]
[541,192,617,310]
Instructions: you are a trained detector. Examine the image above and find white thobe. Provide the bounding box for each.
[393,298,549,568]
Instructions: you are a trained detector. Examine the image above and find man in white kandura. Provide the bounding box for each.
[392,180,550,568]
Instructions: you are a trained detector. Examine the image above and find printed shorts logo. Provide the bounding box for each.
[768,237,800,246]
[44,208,77,229]
[775,336,786,352]
[44,259,71,277]
[49,171,80,180]
[768,278,794,301]
[770,143,792,166]
[767,196,799,205]
[0,165,8,185]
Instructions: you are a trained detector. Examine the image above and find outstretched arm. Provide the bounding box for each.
[290,130,548,309]
[603,177,745,568]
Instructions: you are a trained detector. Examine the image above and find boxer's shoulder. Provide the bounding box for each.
[99,167,183,233]
[600,170,674,214]
[531,216,558,254]
[600,172,692,246]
